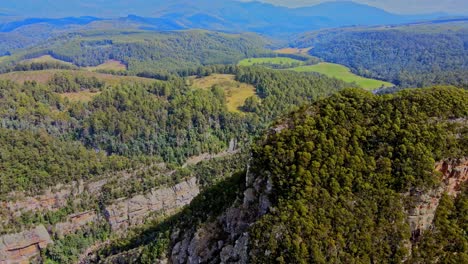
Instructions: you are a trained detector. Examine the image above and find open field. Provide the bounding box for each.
[0,56,9,63]
[290,63,394,90]
[0,70,155,86]
[238,57,304,67]
[22,55,74,66]
[190,74,258,113]
[58,91,102,103]
[275,47,312,55]
[85,60,127,71]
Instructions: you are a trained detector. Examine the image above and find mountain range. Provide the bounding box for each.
[0,1,458,36]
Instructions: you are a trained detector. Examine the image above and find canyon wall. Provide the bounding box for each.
[0,225,52,264]
[104,177,200,231]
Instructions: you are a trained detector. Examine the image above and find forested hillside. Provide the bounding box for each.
[0,65,352,195]
[99,87,467,263]
[0,30,269,73]
[293,22,468,88]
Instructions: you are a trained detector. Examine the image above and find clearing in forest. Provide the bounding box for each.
[238,57,304,67]
[22,55,74,66]
[189,74,258,113]
[275,47,312,55]
[290,62,394,90]
[86,60,127,71]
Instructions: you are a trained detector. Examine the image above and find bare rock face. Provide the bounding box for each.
[55,211,99,237]
[104,178,200,231]
[0,225,53,264]
[4,183,79,218]
[170,167,272,264]
[407,158,468,241]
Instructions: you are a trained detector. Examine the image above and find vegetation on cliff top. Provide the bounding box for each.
[249,87,467,263]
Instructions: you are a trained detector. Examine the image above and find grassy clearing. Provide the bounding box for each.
[85,60,127,71]
[290,63,394,90]
[0,70,154,86]
[58,91,102,103]
[275,47,312,55]
[190,74,257,113]
[238,57,304,67]
[0,56,9,63]
[23,55,74,66]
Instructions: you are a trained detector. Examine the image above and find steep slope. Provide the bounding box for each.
[100,87,467,263]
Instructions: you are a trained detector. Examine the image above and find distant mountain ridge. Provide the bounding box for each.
[0,1,456,36]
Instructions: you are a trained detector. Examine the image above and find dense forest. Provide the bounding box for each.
[293,23,468,88]
[249,87,467,262]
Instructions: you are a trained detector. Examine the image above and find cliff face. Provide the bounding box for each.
[170,165,272,264]
[407,158,468,242]
[104,177,200,231]
[0,178,200,263]
[0,225,53,264]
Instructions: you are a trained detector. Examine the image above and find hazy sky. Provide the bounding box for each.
[245,0,468,14]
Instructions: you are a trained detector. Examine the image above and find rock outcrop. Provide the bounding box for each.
[4,183,79,218]
[104,177,200,231]
[171,165,272,264]
[55,211,99,237]
[407,157,468,241]
[0,225,53,264]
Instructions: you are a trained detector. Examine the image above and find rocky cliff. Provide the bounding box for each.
[170,164,272,264]
[104,177,200,231]
[407,157,468,241]
[0,225,53,264]
[0,177,200,263]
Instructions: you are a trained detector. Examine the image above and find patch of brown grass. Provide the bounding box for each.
[86,60,127,71]
[22,55,74,66]
[275,47,312,55]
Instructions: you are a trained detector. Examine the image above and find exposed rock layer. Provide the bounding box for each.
[105,177,200,231]
[407,157,468,241]
[0,225,53,264]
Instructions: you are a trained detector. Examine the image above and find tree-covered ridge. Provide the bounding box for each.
[0,128,130,195]
[0,30,269,74]
[293,23,468,88]
[249,87,467,263]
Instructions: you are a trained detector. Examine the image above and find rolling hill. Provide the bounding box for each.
[292,21,468,88]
